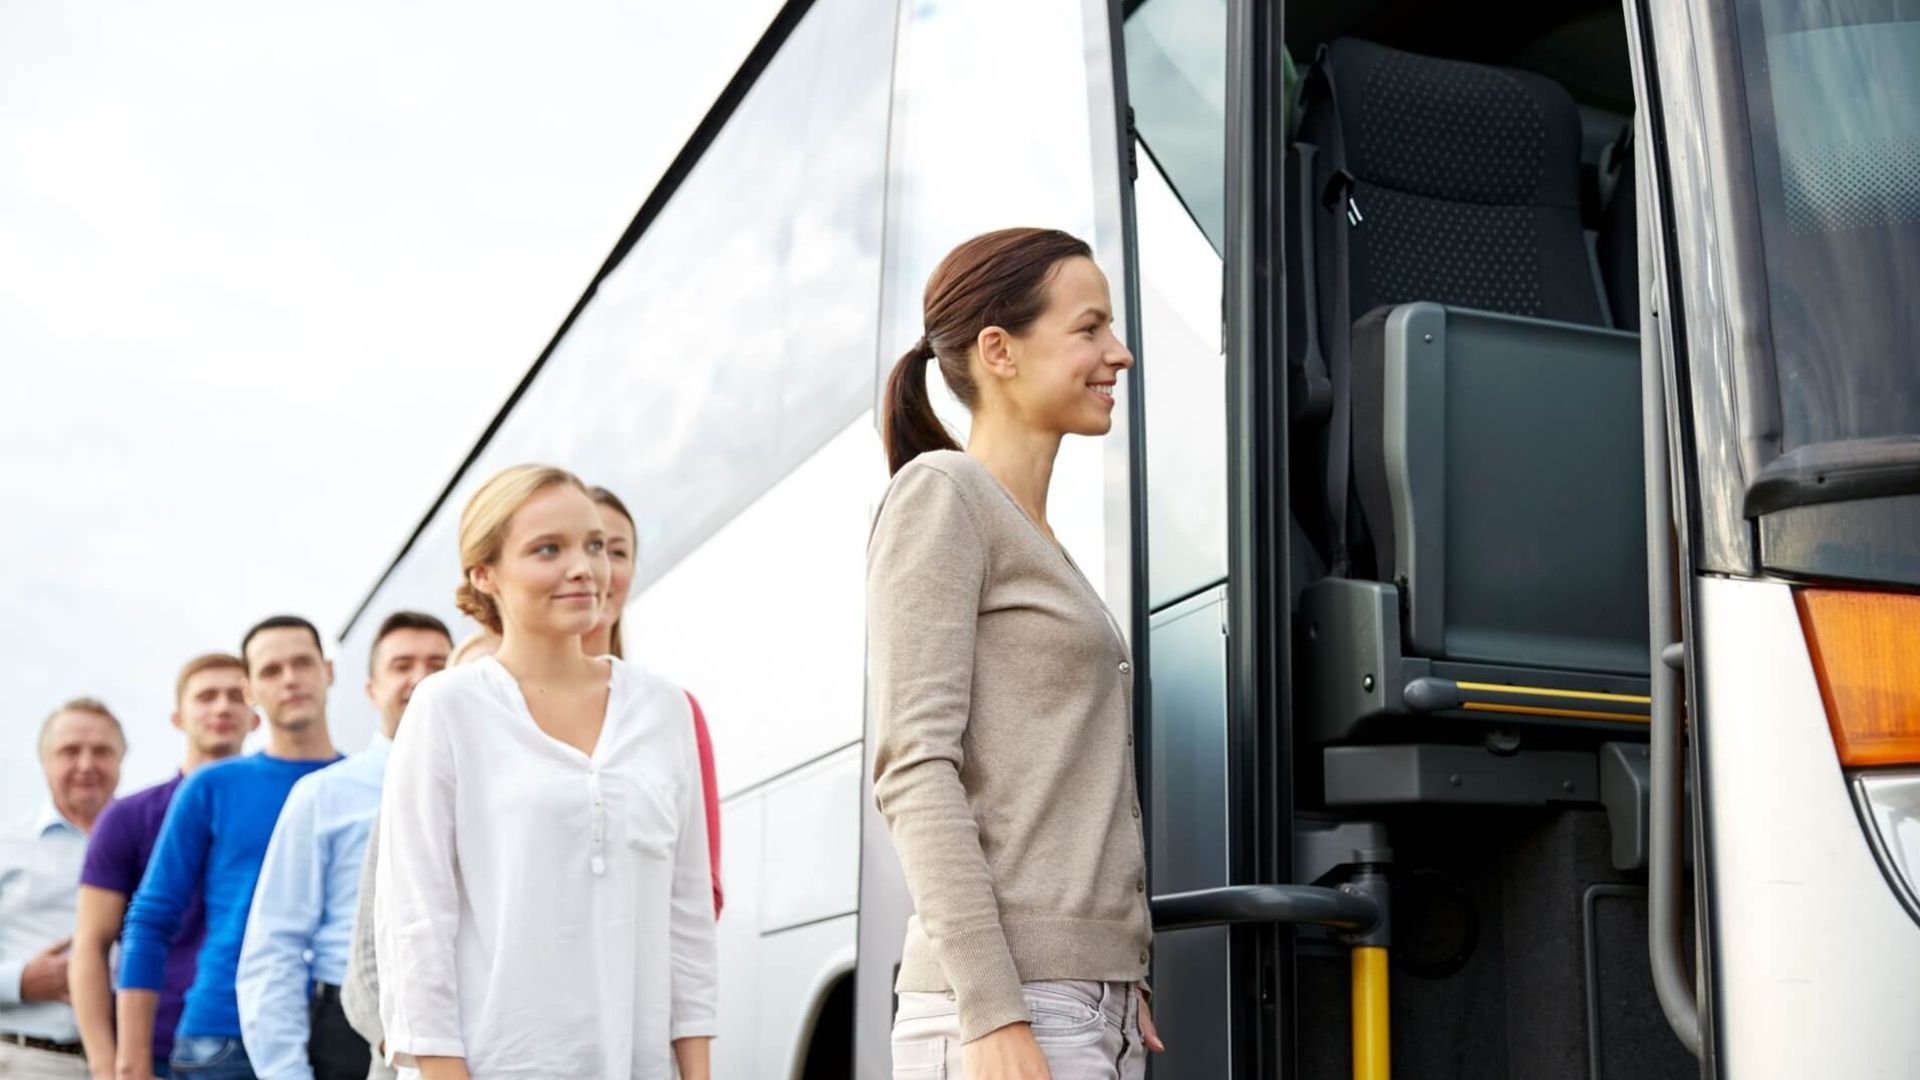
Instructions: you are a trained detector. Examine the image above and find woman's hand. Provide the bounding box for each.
[1139,987,1166,1053]
[415,1057,472,1080]
[672,1036,712,1080]
[963,1022,1051,1079]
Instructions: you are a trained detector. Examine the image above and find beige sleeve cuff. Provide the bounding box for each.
[937,924,1030,1044]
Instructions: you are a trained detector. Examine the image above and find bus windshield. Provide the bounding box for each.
[1733,0,1920,456]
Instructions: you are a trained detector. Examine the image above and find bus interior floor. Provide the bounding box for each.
[1294,807,1696,1079]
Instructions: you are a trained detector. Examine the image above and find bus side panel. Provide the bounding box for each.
[1145,588,1234,1077]
[716,791,768,1077]
[627,416,880,1076]
[1695,577,1920,1075]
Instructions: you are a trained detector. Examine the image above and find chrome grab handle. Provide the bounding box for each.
[1640,238,1702,1057]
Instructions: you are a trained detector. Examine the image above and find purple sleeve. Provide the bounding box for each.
[80,799,141,895]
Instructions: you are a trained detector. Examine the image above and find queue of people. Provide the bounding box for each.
[4,225,1159,1080]
[0,474,722,1080]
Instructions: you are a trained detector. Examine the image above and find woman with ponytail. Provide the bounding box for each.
[375,464,717,1080]
[869,228,1161,1079]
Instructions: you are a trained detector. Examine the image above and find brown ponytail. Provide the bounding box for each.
[881,227,1094,475]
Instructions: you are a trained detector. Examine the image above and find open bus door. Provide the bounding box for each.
[1135,0,1721,1074]
[1129,0,1397,1075]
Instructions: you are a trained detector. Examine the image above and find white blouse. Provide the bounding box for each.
[374,656,717,1079]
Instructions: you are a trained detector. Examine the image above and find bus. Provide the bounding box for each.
[338,0,1920,1075]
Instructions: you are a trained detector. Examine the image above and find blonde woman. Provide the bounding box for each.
[870,228,1162,1079]
[374,465,716,1079]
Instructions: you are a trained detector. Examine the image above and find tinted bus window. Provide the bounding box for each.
[1125,0,1227,252]
[1735,0,1920,451]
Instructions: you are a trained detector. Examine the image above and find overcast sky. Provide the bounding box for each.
[1,0,781,822]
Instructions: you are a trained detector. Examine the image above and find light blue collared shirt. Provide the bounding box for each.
[235,738,388,1080]
[0,803,88,1043]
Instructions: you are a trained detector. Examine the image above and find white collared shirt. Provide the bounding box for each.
[0,802,89,1042]
[375,656,717,1079]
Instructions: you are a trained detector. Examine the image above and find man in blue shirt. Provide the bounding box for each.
[119,617,343,1080]
[236,612,450,1080]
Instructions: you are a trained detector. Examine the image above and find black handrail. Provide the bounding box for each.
[1152,884,1379,935]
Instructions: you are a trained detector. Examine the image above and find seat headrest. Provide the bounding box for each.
[1319,38,1585,211]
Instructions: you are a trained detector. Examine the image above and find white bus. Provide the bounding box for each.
[341,0,1920,1075]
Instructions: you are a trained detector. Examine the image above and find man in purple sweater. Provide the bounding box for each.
[70,654,257,1078]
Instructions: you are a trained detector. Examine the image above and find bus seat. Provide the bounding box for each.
[1290,40,1652,741]
[1300,38,1606,337]
[1349,304,1647,672]
[1300,304,1650,744]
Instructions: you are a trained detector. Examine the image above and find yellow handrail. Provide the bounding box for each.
[1351,945,1390,1080]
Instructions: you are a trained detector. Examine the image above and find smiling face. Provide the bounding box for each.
[471,483,610,642]
[978,255,1134,438]
[40,708,123,826]
[366,627,451,738]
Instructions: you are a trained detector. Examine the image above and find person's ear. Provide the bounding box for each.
[976,326,1018,382]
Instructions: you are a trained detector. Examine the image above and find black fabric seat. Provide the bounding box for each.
[1291,39,1652,727]
[1294,38,1618,584]
[1306,38,1608,331]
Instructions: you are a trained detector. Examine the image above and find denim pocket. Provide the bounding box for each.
[1023,982,1107,1045]
[170,1036,238,1068]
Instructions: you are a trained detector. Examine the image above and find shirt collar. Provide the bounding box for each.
[33,800,86,838]
[360,733,393,762]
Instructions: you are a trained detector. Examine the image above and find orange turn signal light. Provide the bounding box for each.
[1796,588,1920,767]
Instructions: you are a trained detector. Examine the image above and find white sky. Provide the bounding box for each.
[0,0,781,822]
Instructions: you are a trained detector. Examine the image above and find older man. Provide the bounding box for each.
[0,699,125,1078]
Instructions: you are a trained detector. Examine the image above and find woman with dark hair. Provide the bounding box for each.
[584,485,724,917]
[869,227,1162,1079]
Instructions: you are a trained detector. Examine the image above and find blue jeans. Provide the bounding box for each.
[169,1036,256,1080]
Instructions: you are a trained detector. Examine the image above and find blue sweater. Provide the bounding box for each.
[121,752,339,1039]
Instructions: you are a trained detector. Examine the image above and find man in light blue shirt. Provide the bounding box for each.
[0,700,123,1077]
[235,613,450,1080]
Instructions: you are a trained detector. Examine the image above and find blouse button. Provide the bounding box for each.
[590,855,606,875]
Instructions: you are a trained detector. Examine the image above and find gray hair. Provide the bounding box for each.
[39,697,127,757]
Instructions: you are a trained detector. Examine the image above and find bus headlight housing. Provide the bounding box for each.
[1799,588,1920,921]
[1853,773,1920,920]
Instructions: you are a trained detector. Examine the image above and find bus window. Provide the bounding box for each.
[1124,0,1227,252]
[1734,0,1920,453]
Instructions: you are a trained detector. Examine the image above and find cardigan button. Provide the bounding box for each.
[1118,661,1132,674]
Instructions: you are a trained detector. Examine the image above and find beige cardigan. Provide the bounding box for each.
[868,450,1151,1043]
